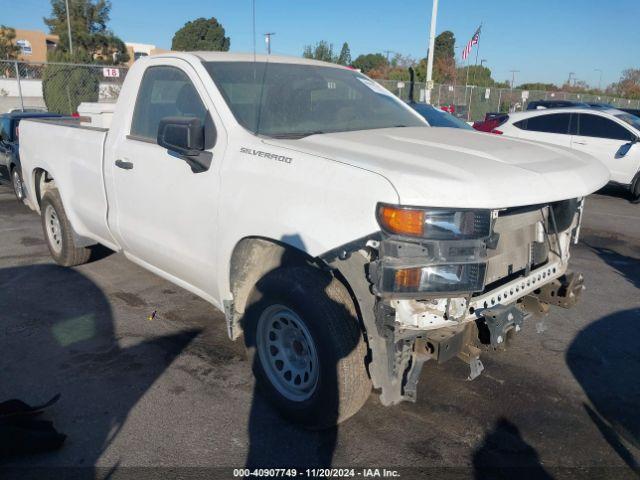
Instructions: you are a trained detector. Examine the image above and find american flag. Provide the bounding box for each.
[461,26,481,61]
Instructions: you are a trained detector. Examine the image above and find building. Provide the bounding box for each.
[125,42,171,66]
[9,29,169,66]
[13,29,59,63]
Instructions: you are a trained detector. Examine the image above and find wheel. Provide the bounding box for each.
[40,189,92,267]
[10,167,25,201]
[631,173,640,203]
[244,266,371,429]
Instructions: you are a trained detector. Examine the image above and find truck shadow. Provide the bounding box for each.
[472,417,553,480]
[0,264,199,472]
[566,307,640,473]
[242,238,361,469]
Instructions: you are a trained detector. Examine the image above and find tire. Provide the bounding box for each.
[40,189,92,267]
[631,173,640,203]
[10,167,25,202]
[243,265,371,429]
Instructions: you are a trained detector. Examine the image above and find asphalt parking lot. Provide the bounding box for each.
[0,184,639,478]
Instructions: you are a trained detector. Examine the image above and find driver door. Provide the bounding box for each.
[106,60,226,302]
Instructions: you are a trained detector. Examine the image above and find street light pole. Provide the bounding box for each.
[65,0,73,54]
[425,0,439,104]
[264,32,275,55]
[594,68,603,91]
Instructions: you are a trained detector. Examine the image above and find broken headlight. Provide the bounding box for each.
[372,203,494,298]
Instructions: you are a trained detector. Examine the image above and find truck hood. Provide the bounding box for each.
[268,127,609,209]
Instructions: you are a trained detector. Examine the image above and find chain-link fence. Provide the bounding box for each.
[2,59,640,122]
[0,60,128,114]
[376,79,640,122]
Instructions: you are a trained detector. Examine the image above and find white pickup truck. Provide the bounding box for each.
[19,52,609,428]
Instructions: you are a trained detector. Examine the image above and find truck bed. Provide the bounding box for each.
[19,118,117,249]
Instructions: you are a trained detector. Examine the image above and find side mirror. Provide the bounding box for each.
[157,115,216,173]
[616,137,638,158]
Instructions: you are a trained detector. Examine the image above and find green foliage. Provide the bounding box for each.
[337,42,351,66]
[456,65,493,86]
[434,31,455,62]
[0,25,21,60]
[517,82,559,91]
[302,41,335,62]
[44,0,129,64]
[42,50,99,115]
[171,17,230,52]
[352,53,387,73]
[609,69,640,99]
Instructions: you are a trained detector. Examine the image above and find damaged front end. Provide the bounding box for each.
[327,198,586,406]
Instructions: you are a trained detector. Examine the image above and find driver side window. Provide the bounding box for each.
[130,66,207,141]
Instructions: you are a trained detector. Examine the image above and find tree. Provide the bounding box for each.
[172,17,230,52]
[337,42,351,66]
[44,0,129,64]
[517,83,559,91]
[610,69,640,100]
[42,50,99,115]
[352,53,387,74]
[0,25,21,60]
[302,41,335,63]
[434,31,455,63]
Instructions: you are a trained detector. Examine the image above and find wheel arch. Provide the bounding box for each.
[226,236,325,340]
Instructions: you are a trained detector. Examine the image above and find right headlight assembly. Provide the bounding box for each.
[376,204,493,240]
[372,204,495,298]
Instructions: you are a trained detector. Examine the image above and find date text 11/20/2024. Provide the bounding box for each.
[233,468,401,477]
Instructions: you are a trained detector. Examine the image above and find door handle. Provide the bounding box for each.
[115,159,134,170]
[573,141,588,145]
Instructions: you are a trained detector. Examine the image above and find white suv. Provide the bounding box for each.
[486,108,640,201]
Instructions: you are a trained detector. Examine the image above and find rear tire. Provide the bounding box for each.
[10,167,25,202]
[243,265,371,429]
[40,190,92,267]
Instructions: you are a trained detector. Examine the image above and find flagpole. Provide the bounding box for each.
[471,23,482,87]
[469,23,482,121]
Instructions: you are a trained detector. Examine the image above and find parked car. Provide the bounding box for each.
[526,100,591,110]
[620,108,640,117]
[407,102,473,130]
[483,108,640,201]
[19,52,608,427]
[0,111,63,200]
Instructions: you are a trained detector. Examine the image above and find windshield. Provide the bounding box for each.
[616,113,640,131]
[204,61,426,138]
[410,103,473,130]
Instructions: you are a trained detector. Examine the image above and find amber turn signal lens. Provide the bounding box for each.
[394,267,423,290]
[378,206,424,236]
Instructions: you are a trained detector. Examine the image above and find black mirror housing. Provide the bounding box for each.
[157,116,204,156]
[157,115,215,173]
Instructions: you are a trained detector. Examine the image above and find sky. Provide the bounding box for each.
[2,0,639,87]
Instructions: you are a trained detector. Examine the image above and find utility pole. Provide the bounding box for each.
[568,72,575,86]
[510,70,519,91]
[594,68,603,91]
[383,50,395,64]
[425,0,439,104]
[480,59,487,87]
[264,32,275,55]
[65,0,73,54]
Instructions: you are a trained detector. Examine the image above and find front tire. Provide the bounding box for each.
[631,173,640,203]
[244,266,371,429]
[11,167,25,202]
[40,190,92,267]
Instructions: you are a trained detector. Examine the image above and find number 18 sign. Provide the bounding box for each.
[102,67,120,78]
